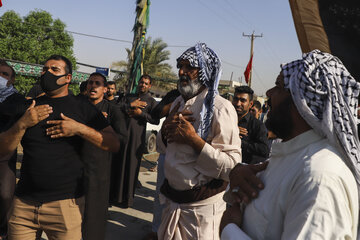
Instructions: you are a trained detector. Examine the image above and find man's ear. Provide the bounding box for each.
[249,100,254,108]
[65,74,72,84]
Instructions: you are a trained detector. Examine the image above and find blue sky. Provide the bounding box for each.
[1,0,302,96]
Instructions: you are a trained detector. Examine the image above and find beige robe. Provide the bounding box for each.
[157,90,242,240]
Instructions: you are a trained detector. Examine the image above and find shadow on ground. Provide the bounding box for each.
[105,153,159,240]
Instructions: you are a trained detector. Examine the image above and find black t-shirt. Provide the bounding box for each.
[16,94,109,202]
[0,92,26,132]
[0,92,26,169]
[26,84,44,99]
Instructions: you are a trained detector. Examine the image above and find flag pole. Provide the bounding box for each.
[127,0,150,94]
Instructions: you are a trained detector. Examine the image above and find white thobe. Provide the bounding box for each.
[157,89,242,240]
[221,130,358,240]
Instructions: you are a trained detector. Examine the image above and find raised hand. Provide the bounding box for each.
[229,162,268,204]
[130,98,147,109]
[46,113,82,138]
[127,107,142,117]
[161,102,195,142]
[166,113,196,144]
[19,100,53,129]
[238,127,248,138]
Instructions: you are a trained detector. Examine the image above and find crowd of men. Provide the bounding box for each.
[0,41,359,240]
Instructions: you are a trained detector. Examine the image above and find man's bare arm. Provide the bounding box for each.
[46,113,120,152]
[0,100,52,157]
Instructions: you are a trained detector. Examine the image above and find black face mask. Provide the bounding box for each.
[40,71,68,92]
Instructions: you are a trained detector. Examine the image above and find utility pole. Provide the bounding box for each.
[243,31,263,87]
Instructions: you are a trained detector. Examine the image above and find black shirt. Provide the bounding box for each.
[107,98,118,105]
[95,99,127,144]
[0,92,26,132]
[150,89,180,119]
[238,112,269,164]
[0,92,26,169]
[16,94,109,202]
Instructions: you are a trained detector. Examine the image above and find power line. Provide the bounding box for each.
[67,31,132,43]
[222,60,244,69]
[0,18,190,48]
[222,0,256,30]
[0,17,247,70]
[197,0,244,33]
[252,67,268,93]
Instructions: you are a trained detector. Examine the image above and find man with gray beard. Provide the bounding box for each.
[156,43,241,240]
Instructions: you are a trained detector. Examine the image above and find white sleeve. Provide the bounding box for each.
[195,102,242,181]
[221,224,252,240]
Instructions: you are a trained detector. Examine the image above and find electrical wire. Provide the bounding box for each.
[0,18,190,48]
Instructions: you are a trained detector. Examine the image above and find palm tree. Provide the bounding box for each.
[111,37,176,89]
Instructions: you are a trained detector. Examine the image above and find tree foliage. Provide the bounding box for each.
[111,37,177,91]
[0,10,77,94]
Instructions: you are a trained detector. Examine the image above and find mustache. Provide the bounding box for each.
[179,75,190,82]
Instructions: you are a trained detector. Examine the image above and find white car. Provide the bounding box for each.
[145,98,164,153]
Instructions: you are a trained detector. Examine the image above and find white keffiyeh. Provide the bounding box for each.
[177,43,222,140]
[281,49,360,188]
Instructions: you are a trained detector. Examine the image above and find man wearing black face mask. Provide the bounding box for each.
[2,55,120,240]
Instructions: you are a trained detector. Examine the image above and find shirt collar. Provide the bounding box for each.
[239,112,251,123]
[271,130,323,157]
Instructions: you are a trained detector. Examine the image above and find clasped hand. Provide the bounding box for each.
[161,103,196,144]
[46,113,80,138]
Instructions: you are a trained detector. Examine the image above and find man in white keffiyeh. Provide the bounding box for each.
[221,50,360,240]
[156,43,241,240]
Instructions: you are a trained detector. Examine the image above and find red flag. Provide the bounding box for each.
[244,54,253,84]
[0,0,2,7]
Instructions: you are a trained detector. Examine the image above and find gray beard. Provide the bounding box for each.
[177,78,203,99]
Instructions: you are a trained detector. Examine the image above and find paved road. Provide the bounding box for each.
[106,170,157,240]
[108,153,159,239]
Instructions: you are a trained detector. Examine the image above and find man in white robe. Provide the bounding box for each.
[220,50,360,239]
[157,43,242,240]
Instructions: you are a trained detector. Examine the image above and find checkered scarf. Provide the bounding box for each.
[177,43,222,140]
[0,85,17,103]
[282,49,360,187]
